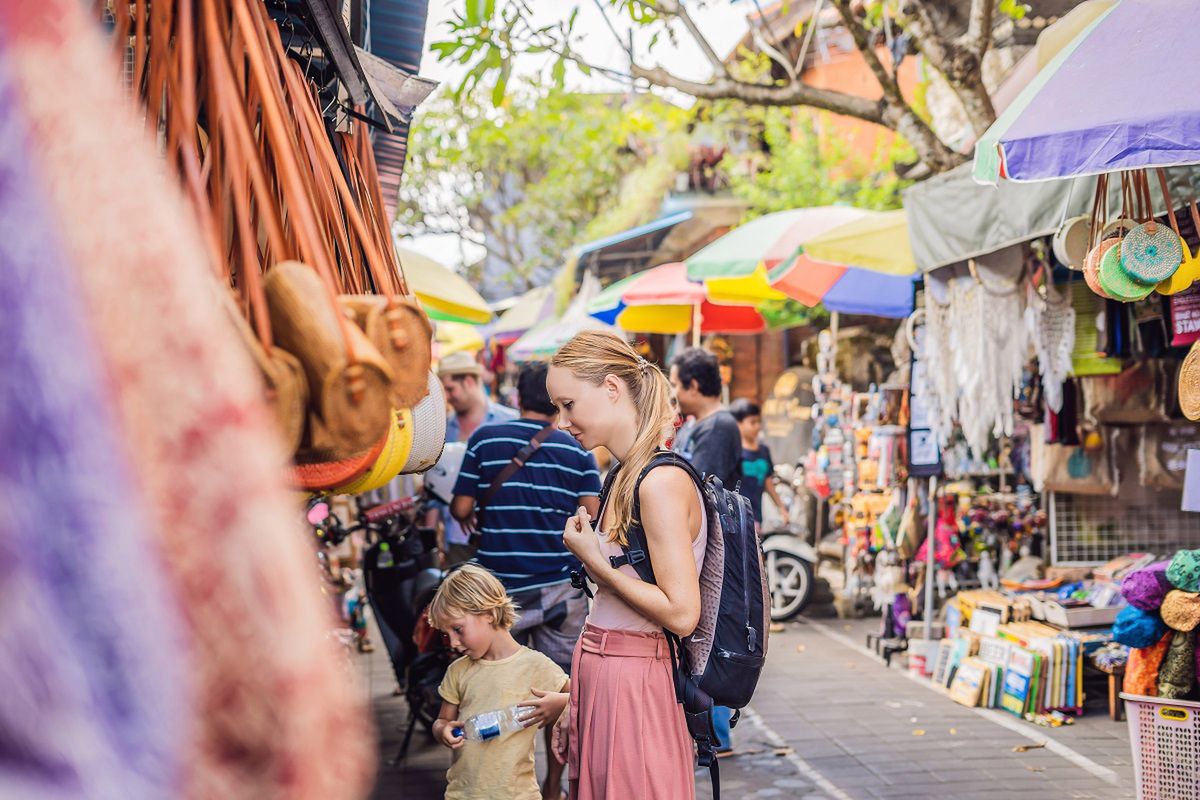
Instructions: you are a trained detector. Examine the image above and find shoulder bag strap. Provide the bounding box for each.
[470,424,556,541]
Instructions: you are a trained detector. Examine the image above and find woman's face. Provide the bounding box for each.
[547,365,626,451]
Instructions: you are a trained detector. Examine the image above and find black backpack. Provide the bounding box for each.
[572,451,770,800]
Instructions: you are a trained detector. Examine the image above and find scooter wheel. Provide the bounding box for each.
[765,551,813,621]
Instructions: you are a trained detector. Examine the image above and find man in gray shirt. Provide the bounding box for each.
[670,347,741,488]
[669,346,740,753]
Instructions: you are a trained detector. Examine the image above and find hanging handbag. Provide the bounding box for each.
[1159,197,1200,295]
[1098,173,1156,301]
[1120,169,1184,285]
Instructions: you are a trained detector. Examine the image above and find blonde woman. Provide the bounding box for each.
[546,331,705,800]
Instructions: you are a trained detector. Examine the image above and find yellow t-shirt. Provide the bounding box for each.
[438,646,568,800]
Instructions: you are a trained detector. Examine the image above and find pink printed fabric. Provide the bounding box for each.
[568,623,695,800]
[0,4,374,799]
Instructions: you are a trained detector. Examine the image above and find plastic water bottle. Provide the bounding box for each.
[453,706,530,742]
[377,542,394,569]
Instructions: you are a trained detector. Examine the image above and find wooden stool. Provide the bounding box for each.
[1093,662,1126,721]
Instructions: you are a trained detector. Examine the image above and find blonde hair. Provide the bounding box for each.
[551,330,674,546]
[428,564,519,630]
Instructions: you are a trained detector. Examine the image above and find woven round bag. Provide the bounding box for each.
[1052,215,1091,270]
[1084,238,1120,298]
[1098,240,1156,302]
[402,371,448,474]
[1179,342,1200,421]
[1121,221,1183,284]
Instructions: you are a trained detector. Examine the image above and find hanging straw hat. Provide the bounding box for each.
[1179,343,1200,420]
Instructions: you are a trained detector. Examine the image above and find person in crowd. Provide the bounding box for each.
[547,331,704,799]
[450,361,600,799]
[729,398,789,533]
[431,565,570,800]
[427,351,517,565]
[668,346,739,752]
[669,347,741,488]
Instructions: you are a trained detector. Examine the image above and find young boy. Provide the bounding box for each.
[729,398,788,532]
[430,564,570,800]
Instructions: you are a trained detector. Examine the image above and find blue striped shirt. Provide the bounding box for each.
[453,419,601,592]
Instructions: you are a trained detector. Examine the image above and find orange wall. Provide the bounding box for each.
[798,42,919,164]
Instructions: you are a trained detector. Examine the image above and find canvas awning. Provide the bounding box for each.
[904,162,1200,273]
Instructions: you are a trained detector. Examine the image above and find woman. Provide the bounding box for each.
[546,331,704,800]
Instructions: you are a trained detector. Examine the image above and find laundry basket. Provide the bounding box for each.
[1121,693,1200,799]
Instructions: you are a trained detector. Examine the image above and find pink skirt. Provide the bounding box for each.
[568,623,695,800]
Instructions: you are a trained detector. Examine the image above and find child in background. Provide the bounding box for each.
[430,564,570,800]
[729,399,788,532]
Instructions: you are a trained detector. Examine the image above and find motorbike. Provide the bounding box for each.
[308,494,448,763]
[759,463,819,621]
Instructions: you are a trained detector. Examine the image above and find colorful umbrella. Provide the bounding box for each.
[397,246,492,324]
[685,206,871,279]
[588,262,765,335]
[973,0,1200,183]
[489,285,556,344]
[434,320,484,357]
[767,210,917,318]
[509,275,616,360]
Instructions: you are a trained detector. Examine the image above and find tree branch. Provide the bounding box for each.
[635,0,728,78]
[830,0,906,112]
[961,0,997,55]
[630,63,883,122]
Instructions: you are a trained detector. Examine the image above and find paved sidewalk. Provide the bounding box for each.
[365,615,1137,800]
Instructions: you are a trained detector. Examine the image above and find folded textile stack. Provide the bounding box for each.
[1116,550,1200,700]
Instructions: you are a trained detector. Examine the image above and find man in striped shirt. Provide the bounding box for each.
[451,362,599,799]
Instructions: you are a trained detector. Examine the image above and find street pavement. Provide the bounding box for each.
[364,613,1136,800]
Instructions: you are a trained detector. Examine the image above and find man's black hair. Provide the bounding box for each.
[729,398,761,421]
[671,347,722,398]
[517,361,557,416]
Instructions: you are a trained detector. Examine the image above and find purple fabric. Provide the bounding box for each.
[0,53,186,798]
[1121,561,1172,611]
[1000,0,1200,180]
[821,269,916,318]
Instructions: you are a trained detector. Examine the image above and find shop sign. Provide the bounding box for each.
[1170,285,1200,346]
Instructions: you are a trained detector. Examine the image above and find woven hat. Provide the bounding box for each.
[1160,590,1200,632]
[1180,343,1200,421]
[1167,549,1200,592]
[436,350,482,378]
[1113,604,1168,649]
[1120,561,1172,611]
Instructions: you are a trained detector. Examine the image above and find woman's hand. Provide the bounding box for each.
[551,704,570,764]
[562,507,602,571]
[517,688,569,729]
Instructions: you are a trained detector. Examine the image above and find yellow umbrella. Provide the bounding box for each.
[704,265,788,306]
[800,210,916,276]
[435,321,485,357]
[396,246,492,324]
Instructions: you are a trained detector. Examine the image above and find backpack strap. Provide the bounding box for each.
[609,451,703,585]
[470,422,555,544]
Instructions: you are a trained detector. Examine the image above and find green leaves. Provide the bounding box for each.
[998,0,1029,21]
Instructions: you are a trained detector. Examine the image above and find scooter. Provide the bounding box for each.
[759,463,820,621]
[308,495,448,762]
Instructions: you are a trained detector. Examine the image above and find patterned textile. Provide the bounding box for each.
[1161,590,1200,632]
[1157,631,1195,700]
[0,3,375,798]
[1123,632,1172,697]
[0,56,186,799]
[1167,549,1200,593]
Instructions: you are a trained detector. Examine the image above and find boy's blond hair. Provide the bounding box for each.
[428,564,519,630]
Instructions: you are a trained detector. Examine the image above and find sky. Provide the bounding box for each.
[401,0,758,273]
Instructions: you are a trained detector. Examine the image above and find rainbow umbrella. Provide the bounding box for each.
[434,320,484,357]
[973,0,1200,183]
[770,210,917,318]
[397,246,492,325]
[685,207,872,279]
[589,262,765,335]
